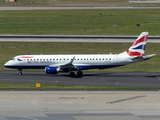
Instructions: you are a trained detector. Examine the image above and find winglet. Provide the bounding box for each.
[68,56,75,64]
[70,56,75,64]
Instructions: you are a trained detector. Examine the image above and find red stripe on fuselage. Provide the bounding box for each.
[19,56,34,58]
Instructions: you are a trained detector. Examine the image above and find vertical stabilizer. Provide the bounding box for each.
[126,32,148,56]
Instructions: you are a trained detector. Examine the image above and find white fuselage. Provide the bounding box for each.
[4,54,136,71]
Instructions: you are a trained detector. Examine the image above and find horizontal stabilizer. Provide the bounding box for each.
[143,54,156,60]
[130,54,156,61]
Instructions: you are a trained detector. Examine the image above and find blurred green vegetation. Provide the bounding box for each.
[0,9,160,35]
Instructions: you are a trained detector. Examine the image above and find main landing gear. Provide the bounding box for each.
[17,69,83,77]
[69,71,83,77]
[77,71,83,76]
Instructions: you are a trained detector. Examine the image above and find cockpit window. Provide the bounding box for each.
[11,58,15,60]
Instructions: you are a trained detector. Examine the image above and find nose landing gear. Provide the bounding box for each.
[18,69,22,75]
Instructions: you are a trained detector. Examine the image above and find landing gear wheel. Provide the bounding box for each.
[77,71,83,76]
[69,72,75,77]
[19,72,22,75]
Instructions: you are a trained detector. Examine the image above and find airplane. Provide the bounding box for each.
[4,32,156,77]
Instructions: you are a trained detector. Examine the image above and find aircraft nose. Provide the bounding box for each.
[4,62,8,67]
[4,61,11,68]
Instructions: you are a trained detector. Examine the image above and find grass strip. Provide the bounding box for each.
[1,9,160,35]
[0,0,158,7]
[0,83,159,90]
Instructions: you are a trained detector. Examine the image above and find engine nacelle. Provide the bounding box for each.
[45,66,60,74]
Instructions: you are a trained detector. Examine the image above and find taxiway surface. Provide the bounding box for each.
[1,6,160,11]
[1,71,160,87]
[0,35,160,43]
[0,91,160,120]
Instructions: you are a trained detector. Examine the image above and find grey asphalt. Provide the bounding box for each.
[0,35,160,43]
[1,6,160,11]
[0,91,160,120]
[1,71,160,87]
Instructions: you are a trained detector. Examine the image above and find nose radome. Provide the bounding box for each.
[4,62,8,67]
[4,61,11,67]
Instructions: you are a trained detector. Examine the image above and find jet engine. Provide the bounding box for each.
[45,66,60,74]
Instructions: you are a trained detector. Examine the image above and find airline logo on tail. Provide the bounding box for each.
[126,32,148,56]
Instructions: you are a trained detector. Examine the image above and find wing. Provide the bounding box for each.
[49,56,78,71]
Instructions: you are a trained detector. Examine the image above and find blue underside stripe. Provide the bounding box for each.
[4,65,46,69]
[4,65,122,70]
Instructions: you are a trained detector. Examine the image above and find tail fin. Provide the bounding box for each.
[126,32,148,56]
